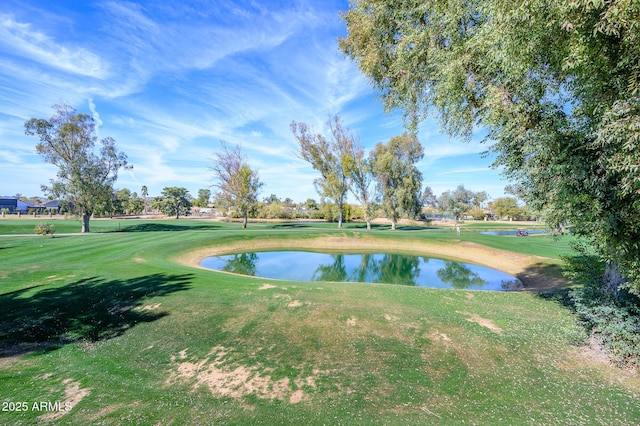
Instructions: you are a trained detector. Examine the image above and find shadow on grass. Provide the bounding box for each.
[116,223,221,232]
[519,262,570,292]
[518,261,576,309]
[268,223,313,229]
[0,273,192,357]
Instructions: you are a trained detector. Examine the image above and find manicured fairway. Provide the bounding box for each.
[1,219,639,425]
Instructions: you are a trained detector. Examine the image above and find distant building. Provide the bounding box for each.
[40,200,62,214]
[0,197,33,213]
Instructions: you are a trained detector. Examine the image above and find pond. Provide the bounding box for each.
[200,251,522,291]
[479,229,546,236]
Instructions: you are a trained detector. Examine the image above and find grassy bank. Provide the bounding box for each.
[1,219,638,424]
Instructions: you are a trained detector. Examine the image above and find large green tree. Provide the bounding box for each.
[152,187,192,219]
[491,197,521,221]
[193,189,212,208]
[340,0,640,295]
[291,116,352,228]
[438,185,475,222]
[370,133,424,230]
[25,104,130,232]
[211,142,262,228]
[329,116,376,230]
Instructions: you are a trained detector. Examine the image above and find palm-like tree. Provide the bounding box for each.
[141,185,148,215]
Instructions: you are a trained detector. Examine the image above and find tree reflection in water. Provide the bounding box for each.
[312,253,422,285]
[203,251,514,291]
[312,254,348,282]
[220,252,259,276]
[375,254,422,285]
[436,261,486,289]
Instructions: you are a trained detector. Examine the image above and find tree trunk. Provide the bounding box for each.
[391,219,396,231]
[363,203,371,230]
[82,213,91,233]
[338,210,343,228]
[242,212,248,229]
[602,260,625,300]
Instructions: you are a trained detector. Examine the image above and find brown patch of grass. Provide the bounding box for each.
[457,311,503,335]
[259,284,277,290]
[428,331,452,343]
[84,404,125,422]
[165,345,316,404]
[39,378,90,421]
[555,336,640,394]
[135,303,161,312]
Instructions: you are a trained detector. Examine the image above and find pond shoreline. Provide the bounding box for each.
[174,235,568,291]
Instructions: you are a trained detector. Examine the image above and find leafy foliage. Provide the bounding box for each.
[491,197,525,221]
[438,185,475,221]
[193,188,212,208]
[24,104,130,232]
[212,141,263,228]
[340,0,640,294]
[334,117,377,230]
[370,133,424,230]
[211,142,262,228]
[564,246,640,367]
[34,222,55,237]
[152,187,192,219]
[110,188,144,216]
[291,116,352,228]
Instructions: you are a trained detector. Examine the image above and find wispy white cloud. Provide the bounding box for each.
[88,98,103,139]
[0,0,507,201]
[438,167,499,176]
[0,14,108,78]
[98,0,320,77]
[0,150,22,164]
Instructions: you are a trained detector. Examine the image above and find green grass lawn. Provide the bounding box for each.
[1,218,638,425]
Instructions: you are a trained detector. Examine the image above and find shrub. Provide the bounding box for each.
[467,208,486,220]
[34,222,55,237]
[563,246,640,367]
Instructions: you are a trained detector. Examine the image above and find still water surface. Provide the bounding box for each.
[201,251,520,291]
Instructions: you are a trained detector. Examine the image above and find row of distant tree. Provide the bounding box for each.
[10,183,529,223]
[22,105,530,232]
[98,183,530,224]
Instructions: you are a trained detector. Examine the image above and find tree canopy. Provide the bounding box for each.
[370,133,424,230]
[340,0,640,295]
[152,187,192,219]
[291,117,351,228]
[24,103,130,232]
[329,116,376,230]
[211,142,262,228]
[438,185,475,222]
[193,189,212,208]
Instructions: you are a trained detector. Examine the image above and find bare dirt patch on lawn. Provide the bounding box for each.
[458,311,503,335]
[39,378,90,421]
[165,346,317,404]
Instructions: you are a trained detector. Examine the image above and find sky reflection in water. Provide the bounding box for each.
[201,251,519,291]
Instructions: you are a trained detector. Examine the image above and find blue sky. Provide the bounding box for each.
[0,0,510,203]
